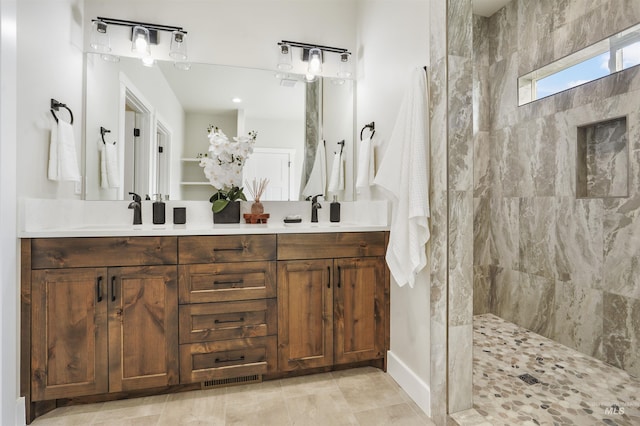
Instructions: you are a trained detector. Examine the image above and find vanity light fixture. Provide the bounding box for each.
[337,52,352,78]
[90,19,111,53]
[90,17,189,69]
[277,43,292,70]
[169,30,187,61]
[277,40,351,82]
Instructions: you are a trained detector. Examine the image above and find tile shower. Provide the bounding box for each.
[472,0,640,415]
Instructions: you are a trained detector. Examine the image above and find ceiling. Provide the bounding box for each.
[473,0,512,17]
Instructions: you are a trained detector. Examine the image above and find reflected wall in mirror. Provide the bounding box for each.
[84,53,355,201]
[518,22,640,105]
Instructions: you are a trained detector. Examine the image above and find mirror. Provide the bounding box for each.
[84,53,355,201]
[518,22,640,105]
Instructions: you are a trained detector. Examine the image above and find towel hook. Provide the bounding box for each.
[100,126,115,145]
[360,122,375,141]
[337,140,345,155]
[50,98,74,125]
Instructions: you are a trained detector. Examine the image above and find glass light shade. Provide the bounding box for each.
[307,48,322,74]
[304,73,316,82]
[90,20,110,53]
[338,52,352,78]
[169,30,188,61]
[132,25,151,57]
[277,44,292,70]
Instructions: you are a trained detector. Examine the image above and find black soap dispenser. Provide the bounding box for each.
[330,195,341,222]
[153,194,166,225]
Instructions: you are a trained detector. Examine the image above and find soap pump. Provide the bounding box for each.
[152,194,166,225]
[330,195,341,222]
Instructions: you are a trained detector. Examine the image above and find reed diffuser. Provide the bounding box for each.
[246,178,269,214]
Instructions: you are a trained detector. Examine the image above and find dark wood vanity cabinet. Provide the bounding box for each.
[25,237,179,403]
[22,231,389,423]
[277,232,388,372]
[177,234,278,384]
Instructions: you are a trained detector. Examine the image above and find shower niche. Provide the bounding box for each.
[576,116,628,199]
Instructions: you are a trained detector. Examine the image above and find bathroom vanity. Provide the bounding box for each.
[19,213,390,422]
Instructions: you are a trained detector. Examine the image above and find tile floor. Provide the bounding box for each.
[32,314,640,425]
[473,314,640,426]
[32,367,434,426]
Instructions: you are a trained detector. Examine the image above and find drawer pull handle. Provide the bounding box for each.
[213,279,244,286]
[327,266,331,288]
[214,247,244,252]
[214,317,245,324]
[111,276,116,302]
[337,266,341,288]
[96,276,103,302]
[215,355,245,363]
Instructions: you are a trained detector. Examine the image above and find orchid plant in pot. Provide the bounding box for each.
[199,126,257,223]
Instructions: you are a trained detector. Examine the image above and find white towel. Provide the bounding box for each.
[328,152,344,193]
[373,67,430,288]
[100,142,120,188]
[48,119,81,182]
[301,142,327,199]
[356,137,375,189]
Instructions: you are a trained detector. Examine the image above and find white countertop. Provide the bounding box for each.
[19,198,390,238]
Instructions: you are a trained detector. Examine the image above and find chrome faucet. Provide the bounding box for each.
[311,194,323,223]
[128,192,142,225]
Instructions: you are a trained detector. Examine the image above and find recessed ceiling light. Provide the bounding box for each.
[232,97,242,103]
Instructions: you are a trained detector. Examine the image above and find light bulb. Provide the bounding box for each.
[307,48,322,75]
[131,26,151,57]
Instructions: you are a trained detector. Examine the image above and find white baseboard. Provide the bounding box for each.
[15,396,26,426]
[387,350,431,417]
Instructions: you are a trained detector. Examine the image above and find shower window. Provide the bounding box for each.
[518,22,640,105]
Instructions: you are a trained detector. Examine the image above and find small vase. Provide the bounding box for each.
[251,201,264,215]
[213,201,240,224]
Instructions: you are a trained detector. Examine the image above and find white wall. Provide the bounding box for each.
[1,0,20,423]
[17,0,85,200]
[355,0,430,415]
[84,0,358,71]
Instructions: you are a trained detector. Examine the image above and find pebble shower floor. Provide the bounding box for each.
[474,313,640,426]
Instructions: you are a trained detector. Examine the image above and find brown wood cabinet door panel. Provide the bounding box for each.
[31,237,177,269]
[277,233,386,260]
[179,336,276,383]
[179,299,276,343]
[277,260,333,371]
[334,258,386,364]
[31,268,108,401]
[179,235,276,264]
[108,265,178,392]
[178,262,276,303]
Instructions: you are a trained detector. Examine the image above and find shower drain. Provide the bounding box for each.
[518,373,540,385]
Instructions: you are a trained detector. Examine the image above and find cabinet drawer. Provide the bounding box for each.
[179,235,276,264]
[179,262,276,303]
[31,237,177,269]
[180,336,276,383]
[277,232,386,260]
[179,299,276,343]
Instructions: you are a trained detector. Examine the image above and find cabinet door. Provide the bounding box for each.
[277,260,333,371]
[31,268,108,401]
[334,257,386,364]
[108,265,178,392]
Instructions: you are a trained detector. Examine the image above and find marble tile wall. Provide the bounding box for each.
[430,0,475,422]
[473,0,640,378]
